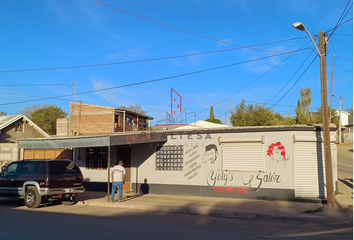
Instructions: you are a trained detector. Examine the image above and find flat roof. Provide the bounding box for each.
[18,124,336,149]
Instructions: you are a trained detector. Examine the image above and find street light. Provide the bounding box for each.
[292,22,335,207]
[292,22,321,56]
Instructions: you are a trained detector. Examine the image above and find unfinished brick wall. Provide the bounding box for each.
[70,102,115,135]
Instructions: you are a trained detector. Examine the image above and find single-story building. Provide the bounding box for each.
[18,124,338,201]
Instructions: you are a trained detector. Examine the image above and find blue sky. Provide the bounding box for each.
[0,0,352,125]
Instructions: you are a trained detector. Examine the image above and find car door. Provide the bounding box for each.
[0,162,20,196]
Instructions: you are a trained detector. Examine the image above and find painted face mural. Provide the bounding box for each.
[202,144,218,164]
[267,142,288,164]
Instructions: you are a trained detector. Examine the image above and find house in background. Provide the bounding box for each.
[65,102,153,136]
[334,110,353,143]
[0,115,50,165]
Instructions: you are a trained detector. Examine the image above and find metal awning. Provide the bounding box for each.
[18,131,168,149]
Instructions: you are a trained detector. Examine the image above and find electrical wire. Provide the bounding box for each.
[325,18,353,33]
[327,0,353,40]
[270,55,317,109]
[267,40,316,102]
[0,49,307,106]
[337,56,353,61]
[0,91,72,102]
[0,84,72,87]
[189,46,313,118]
[334,65,353,73]
[331,37,353,47]
[244,100,320,110]
[93,0,309,55]
[0,38,309,73]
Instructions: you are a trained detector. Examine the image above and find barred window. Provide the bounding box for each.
[156,145,184,171]
[86,147,108,169]
[15,122,24,132]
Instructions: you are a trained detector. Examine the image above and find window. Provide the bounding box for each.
[156,145,184,171]
[5,163,19,176]
[49,161,80,175]
[86,147,108,169]
[20,162,47,175]
[15,122,24,132]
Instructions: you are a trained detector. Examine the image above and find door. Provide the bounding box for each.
[117,147,131,191]
[0,162,20,196]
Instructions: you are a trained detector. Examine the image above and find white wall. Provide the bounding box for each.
[0,143,18,165]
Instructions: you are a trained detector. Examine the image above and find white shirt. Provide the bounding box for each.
[112,165,126,182]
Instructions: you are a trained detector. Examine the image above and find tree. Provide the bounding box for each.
[295,88,315,124]
[205,118,223,124]
[118,104,147,115]
[346,106,353,115]
[19,105,47,118]
[31,105,67,135]
[315,107,340,127]
[209,106,215,119]
[205,106,222,124]
[0,111,6,116]
[273,113,296,125]
[231,103,275,126]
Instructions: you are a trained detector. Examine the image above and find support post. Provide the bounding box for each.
[228,98,232,126]
[319,31,335,207]
[339,94,342,144]
[329,54,335,122]
[107,146,111,202]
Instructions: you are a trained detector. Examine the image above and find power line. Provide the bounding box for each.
[332,34,353,36]
[0,49,307,106]
[331,37,353,47]
[0,91,72,102]
[334,65,353,73]
[0,84,72,87]
[268,40,316,102]
[0,39,309,73]
[244,100,320,110]
[337,56,353,61]
[189,46,313,118]
[93,0,309,55]
[327,0,353,40]
[325,18,353,33]
[270,55,317,109]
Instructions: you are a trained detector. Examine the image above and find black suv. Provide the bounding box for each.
[0,159,85,208]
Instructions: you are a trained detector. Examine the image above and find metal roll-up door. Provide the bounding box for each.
[293,136,337,198]
[220,136,265,172]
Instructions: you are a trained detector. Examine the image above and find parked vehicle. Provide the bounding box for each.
[0,159,85,208]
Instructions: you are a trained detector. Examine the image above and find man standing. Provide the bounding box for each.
[1,161,9,172]
[111,160,126,202]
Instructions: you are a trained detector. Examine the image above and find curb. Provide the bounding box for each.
[76,200,352,224]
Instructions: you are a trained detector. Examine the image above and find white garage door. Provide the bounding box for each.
[294,142,336,198]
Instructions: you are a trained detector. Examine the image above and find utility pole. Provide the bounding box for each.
[73,83,79,135]
[319,31,335,207]
[329,54,335,122]
[228,98,232,126]
[339,94,342,144]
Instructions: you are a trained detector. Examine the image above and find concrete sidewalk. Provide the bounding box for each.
[76,191,353,225]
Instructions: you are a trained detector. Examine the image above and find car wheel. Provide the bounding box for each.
[24,188,41,208]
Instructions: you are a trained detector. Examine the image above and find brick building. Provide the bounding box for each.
[67,102,153,136]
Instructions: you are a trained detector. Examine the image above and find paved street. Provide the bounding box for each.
[0,201,352,240]
[336,143,353,208]
[0,143,352,239]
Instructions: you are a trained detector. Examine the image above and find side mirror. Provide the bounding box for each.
[0,172,7,178]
